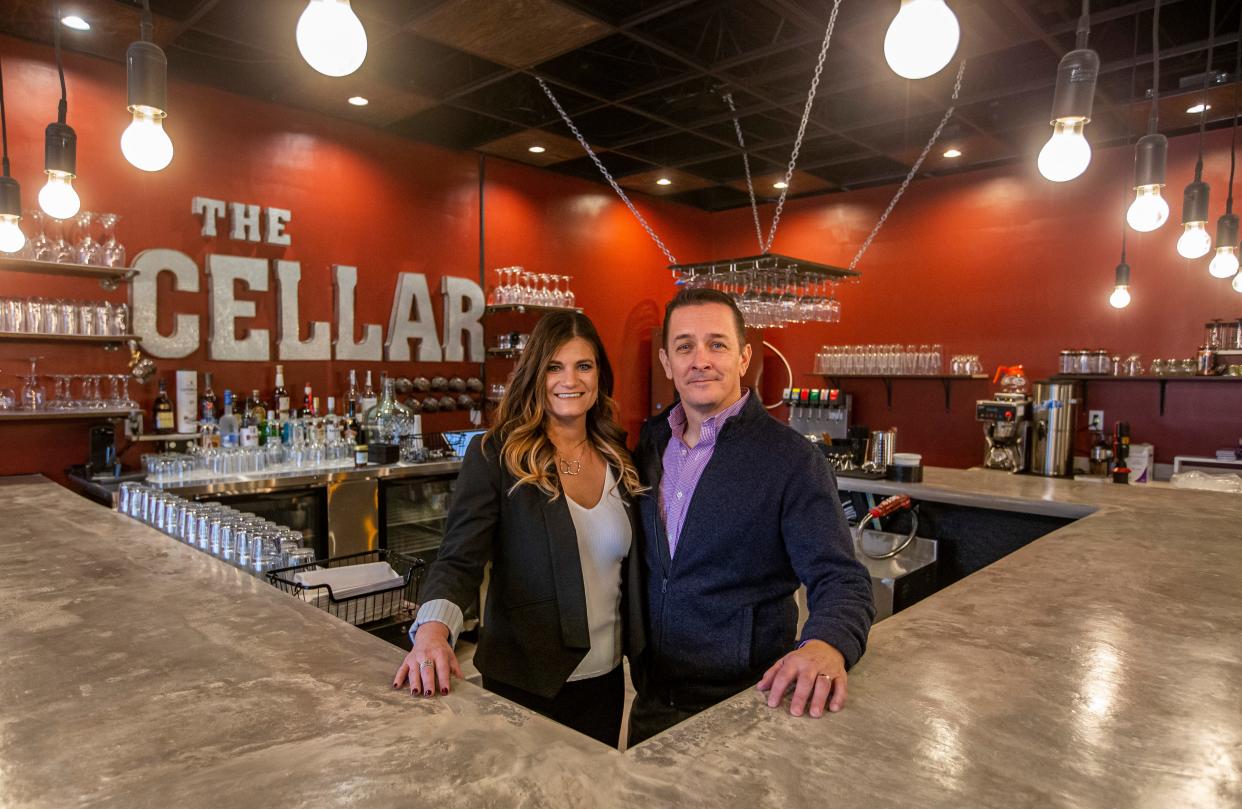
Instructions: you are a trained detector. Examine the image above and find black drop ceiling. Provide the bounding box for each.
[3,0,1240,211]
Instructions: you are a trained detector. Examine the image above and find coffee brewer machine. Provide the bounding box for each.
[784,387,852,441]
[976,393,1032,473]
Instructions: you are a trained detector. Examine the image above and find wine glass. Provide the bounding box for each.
[19,357,45,411]
[488,267,506,306]
[48,217,74,263]
[561,275,576,309]
[74,211,102,265]
[99,213,126,268]
[27,210,53,262]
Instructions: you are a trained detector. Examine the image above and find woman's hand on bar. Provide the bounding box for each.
[393,621,462,697]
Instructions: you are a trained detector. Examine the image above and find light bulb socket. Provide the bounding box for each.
[0,175,20,218]
[43,121,76,176]
[1049,47,1099,123]
[1181,179,1210,225]
[1114,260,1130,287]
[1215,212,1240,249]
[126,40,168,113]
[1132,133,1167,188]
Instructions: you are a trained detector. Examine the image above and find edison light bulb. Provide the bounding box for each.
[121,107,174,172]
[1209,246,1240,279]
[1109,285,1131,309]
[296,0,367,77]
[883,0,959,80]
[1176,222,1212,259]
[1126,185,1168,232]
[0,214,25,254]
[38,171,80,220]
[1233,272,1242,293]
[1038,119,1091,182]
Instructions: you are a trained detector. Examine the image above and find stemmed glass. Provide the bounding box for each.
[548,275,566,308]
[47,218,74,263]
[99,213,125,268]
[561,275,576,309]
[19,357,45,411]
[488,267,507,306]
[74,211,101,265]
[27,211,53,262]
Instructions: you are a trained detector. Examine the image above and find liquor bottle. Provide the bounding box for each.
[345,370,360,419]
[248,388,267,441]
[218,390,239,447]
[360,370,378,416]
[153,378,175,434]
[273,365,290,421]
[302,382,314,416]
[324,396,340,447]
[239,397,259,448]
[263,409,282,447]
[200,372,218,423]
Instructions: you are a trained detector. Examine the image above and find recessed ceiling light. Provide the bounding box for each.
[61,15,90,31]
[347,96,369,106]
[656,177,672,186]
[943,148,962,158]
[1187,102,1211,114]
[527,145,546,154]
[773,181,789,189]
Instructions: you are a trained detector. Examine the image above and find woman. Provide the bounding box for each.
[393,311,645,747]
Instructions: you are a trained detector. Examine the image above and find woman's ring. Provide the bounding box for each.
[420,660,435,669]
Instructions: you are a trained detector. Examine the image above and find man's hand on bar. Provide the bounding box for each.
[393,621,462,697]
[756,640,848,718]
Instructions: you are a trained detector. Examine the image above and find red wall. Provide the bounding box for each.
[711,130,1242,467]
[0,36,705,481]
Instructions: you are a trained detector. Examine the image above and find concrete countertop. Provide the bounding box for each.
[1,469,1239,808]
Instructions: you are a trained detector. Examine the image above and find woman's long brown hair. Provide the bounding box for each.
[486,311,644,500]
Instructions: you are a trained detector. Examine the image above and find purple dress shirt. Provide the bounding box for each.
[660,390,751,557]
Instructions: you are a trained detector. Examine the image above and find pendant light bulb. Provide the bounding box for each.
[121,106,173,172]
[1211,247,1240,278]
[38,170,78,220]
[1177,222,1212,259]
[883,0,960,80]
[1126,185,1168,232]
[1038,120,1092,182]
[1211,213,1240,278]
[296,0,367,77]
[1233,271,1242,292]
[0,177,23,255]
[1109,259,1131,309]
[1108,285,1131,309]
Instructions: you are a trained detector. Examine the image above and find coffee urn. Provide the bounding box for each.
[1028,381,1079,477]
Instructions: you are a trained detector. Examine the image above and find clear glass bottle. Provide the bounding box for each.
[364,375,411,443]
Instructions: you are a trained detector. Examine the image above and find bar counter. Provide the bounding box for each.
[2,469,1240,808]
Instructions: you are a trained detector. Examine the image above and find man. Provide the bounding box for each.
[629,287,875,746]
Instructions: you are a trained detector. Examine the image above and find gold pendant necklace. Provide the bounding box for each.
[557,439,588,476]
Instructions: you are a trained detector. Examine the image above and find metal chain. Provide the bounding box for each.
[724,92,765,255]
[536,77,679,265]
[762,0,842,255]
[849,60,967,271]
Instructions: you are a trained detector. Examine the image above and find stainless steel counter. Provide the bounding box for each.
[152,458,463,498]
[2,470,1240,808]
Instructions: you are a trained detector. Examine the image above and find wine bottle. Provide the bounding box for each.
[274,364,290,421]
[200,372,218,423]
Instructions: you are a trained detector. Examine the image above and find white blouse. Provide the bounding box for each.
[565,466,632,681]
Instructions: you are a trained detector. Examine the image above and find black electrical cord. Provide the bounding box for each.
[53,0,67,125]
[1076,0,1090,49]
[1120,11,1141,263]
[141,0,153,43]
[0,55,9,179]
[1227,3,1241,216]
[1147,0,1161,136]
[1194,0,1217,170]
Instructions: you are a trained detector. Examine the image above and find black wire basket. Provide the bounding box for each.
[267,549,426,628]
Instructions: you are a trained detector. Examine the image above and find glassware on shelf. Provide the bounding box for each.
[99,213,126,268]
[18,357,45,411]
[47,217,74,263]
[74,211,102,265]
[27,211,53,262]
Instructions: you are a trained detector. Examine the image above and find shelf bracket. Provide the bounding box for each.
[882,377,893,409]
[1159,380,1167,417]
[940,378,953,412]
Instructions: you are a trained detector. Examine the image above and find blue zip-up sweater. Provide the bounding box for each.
[633,393,874,698]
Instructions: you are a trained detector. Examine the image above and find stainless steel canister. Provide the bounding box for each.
[868,429,896,468]
[1029,381,1079,477]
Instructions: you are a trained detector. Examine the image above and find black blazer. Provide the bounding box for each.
[419,434,646,699]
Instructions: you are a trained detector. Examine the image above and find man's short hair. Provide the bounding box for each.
[662,287,747,349]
